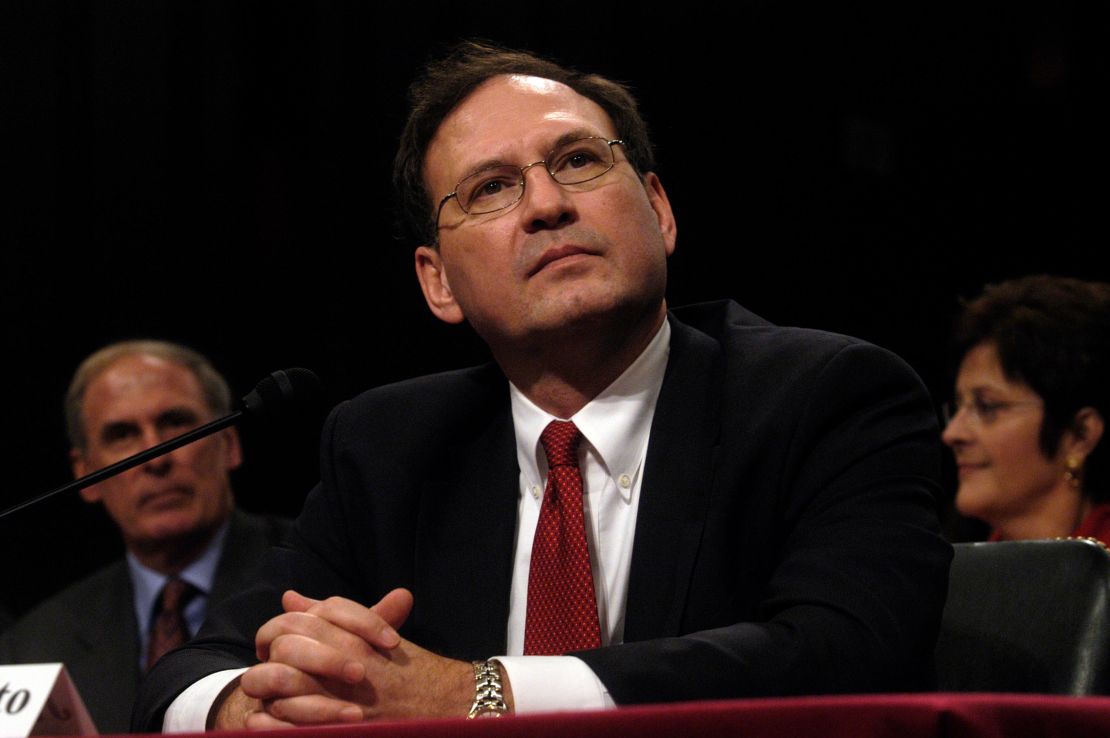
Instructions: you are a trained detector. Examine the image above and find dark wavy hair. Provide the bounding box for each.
[951,275,1110,501]
[392,40,655,247]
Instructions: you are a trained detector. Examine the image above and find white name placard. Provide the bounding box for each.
[0,664,96,737]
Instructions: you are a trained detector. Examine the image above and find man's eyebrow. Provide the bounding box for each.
[454,127,607,182]
[99,419,138,441]
[549,128,604,151]
[157,407,201,425]
[457,155,511,182]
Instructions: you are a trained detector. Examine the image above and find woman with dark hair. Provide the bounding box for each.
[942,275,1110,543]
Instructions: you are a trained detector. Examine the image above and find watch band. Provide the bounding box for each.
[467,660,508,719]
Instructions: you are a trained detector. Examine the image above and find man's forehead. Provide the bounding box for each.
[424,74,615,187]
[85,355,205,412]
[502,74,568,95]
[445,73,613,135]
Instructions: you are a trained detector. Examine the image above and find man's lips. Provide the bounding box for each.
[527,244,596,277]
[138,486,192,508]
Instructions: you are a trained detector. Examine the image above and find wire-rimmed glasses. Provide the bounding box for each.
[436,137,625,226]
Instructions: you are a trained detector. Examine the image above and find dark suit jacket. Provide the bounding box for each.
[134,301,952,729]
[0,509,288,734]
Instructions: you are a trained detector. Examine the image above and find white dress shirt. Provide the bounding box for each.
[164,319,670,730]
[498,318,669,712]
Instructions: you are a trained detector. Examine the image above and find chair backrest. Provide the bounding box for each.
[936,538,1110,695]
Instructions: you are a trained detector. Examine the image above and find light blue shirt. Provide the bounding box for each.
[127,520,230,669]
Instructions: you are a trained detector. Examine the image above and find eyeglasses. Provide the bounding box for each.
[941,397,1042,426]
[436,137,625,225]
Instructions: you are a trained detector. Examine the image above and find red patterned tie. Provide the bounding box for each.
[524,420,602,655]
[146,576,197,670]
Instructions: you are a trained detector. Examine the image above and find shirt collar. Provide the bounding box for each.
[510,319,671,502]
[127,519,231,630]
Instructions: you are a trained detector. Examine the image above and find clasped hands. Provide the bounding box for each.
[215,588,490,729]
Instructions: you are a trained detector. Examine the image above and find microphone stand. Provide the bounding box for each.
[0,411,243,520]
[0,367,318,522]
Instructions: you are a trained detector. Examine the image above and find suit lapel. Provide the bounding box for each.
[408,316,726,651]
[624,315,723,641]
[72,562,140,725]
[209,509,266,604]
[413,373,519,659]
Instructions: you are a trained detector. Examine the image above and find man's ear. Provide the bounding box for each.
[643,172,677,257]
[222,427,243,472]
[72,448,101,503]
[415,245,465,324]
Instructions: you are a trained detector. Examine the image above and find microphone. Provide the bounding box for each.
[0,368,320,520]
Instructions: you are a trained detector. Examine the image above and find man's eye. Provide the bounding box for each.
[553,148,600,172]
[475,180,504,198]
[101,424,138,444]
[464,174,518,208]
[159,409,200,431]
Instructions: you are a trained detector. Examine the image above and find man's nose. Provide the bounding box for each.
[140,452,173,476]
[140,425,167,450]
[138,427,174,474]
[518,164,577,233]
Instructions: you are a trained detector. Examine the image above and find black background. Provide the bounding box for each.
[2,1,1107,616]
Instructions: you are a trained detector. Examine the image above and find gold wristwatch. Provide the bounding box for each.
[467,660,508,719]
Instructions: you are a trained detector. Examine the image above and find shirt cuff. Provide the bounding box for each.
[162,667,248,733]
[494,656,614,714]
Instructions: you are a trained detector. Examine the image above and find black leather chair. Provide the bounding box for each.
[936,538,1110,694]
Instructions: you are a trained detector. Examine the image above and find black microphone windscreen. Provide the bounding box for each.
[241,368,321,419]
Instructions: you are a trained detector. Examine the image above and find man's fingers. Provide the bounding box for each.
[281,589,319,613]
[369,588,414,631]
[262,695,366,726]
[262,633,368,684]
[304,589,413,649]
[243,710,296,731]
[239,662,371,727]
[256,611,329,652]
[255,610,376,673]
[241,662,333,701]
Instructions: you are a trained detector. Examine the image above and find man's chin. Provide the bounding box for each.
[138,487,195,512]
[532,283,642,324]
[132,513,218,551]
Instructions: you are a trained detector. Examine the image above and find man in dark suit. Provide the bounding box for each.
[136,42,951,730]
[0,341,287,734]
